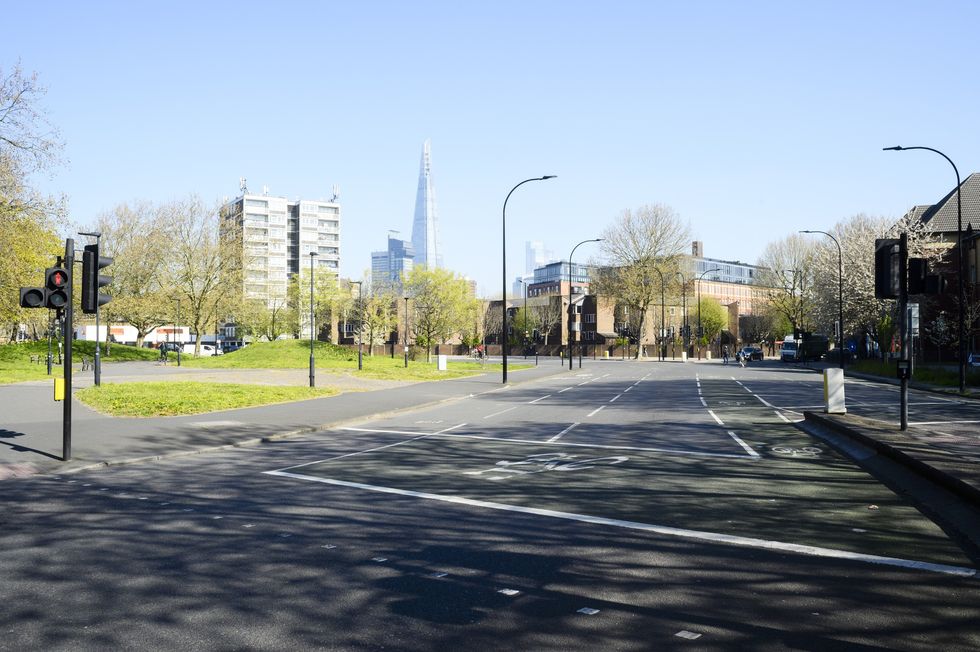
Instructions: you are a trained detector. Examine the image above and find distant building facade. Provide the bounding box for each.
[371,235,414,292]
[411,139,443,269]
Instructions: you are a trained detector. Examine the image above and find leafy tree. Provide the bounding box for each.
[755,234,816,336]
[362,284,398,352]
[404,267,478,361]
[593,203,689,358]
[696,296,726,349]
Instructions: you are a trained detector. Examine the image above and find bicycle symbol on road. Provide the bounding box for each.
[770,446,822,458]
[463,452,629,481]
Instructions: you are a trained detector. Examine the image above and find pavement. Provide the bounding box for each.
[0,357,572,479]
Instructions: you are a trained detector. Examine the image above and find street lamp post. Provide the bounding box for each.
[309,251,317,388]
[651,268,667,361]
[696,267,722,360]
[502,176,556,384]
[801,230,845,370]
[567,238,603,370]
[884,145,967,393]
[674,272,688,356]
[403,296,410,368]
[175,298,181,367]
[351,280,363,370]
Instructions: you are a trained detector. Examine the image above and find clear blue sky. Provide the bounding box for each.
[8,1,980,296]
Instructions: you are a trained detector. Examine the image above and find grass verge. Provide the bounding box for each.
[181,340,527,380]
[76,381,340,417]
[0,340,162,384]
[851,359,980,387]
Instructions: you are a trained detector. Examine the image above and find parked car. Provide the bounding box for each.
[183,343,222,356]
[968,353,980,367]
[740,346,764,361]
[157,342,183,354]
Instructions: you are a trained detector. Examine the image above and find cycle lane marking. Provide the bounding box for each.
[548,423,581,443]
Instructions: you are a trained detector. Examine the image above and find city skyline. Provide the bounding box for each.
[6,3,980,296]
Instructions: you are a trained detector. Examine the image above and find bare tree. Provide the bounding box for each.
[756,234,816,336]
[594,204,690,358]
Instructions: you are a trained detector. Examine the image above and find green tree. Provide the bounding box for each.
[404,267,478,361]
[696,296,726,350]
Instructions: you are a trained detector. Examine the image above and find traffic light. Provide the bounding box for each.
[45,267,70,309]
[874,238,900,299]
[81,243,113,314]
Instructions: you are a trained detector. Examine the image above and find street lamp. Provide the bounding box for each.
[403,296,410,368]
[696,267,722,360]
[884,145,967,393]
[174,297,181,367]
[79,231,103,385]
[502,175,556,384]
[309,251,317,388]
[517,278,529,359]
[651,267,667,361]
[801,230,845,370]
[567,238,602,369]
[674,271,688,355]
[351,280,363,370]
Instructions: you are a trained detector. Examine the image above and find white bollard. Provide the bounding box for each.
[681,351,688,362]
[437,354,448,371]
[823,368,846,414]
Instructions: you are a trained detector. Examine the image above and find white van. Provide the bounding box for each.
[182,343,222,356]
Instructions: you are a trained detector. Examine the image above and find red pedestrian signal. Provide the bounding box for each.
[44,267,70,309]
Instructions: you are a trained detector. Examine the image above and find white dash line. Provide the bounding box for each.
[587,406,605,417]
[706,409,725,426]
[528,395,551,404]
[436,423,467,434]
[558,386,574,393]
[609,394,622,403]
[728,431,761,458]
[624,386,633,392]
[483,406,518,419]
[548,422,580,442]
[700,397,708,407]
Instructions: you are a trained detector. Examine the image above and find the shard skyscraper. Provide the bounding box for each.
[411,139,443,269]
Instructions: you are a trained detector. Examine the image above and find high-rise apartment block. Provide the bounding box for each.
[220,193,341,307]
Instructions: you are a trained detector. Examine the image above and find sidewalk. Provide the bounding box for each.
[0,359,570,480]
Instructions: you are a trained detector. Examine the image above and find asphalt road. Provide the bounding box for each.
[2,359,979,650]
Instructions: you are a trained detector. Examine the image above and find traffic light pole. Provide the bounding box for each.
[899,232,909,432]
[63,238,74,461]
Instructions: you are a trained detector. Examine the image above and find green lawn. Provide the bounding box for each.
[181,340,527,380]
[75,381,341,417]
[0,340,161,384]
[851,359,980,387]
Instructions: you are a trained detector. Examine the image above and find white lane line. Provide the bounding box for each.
[624,386,633,393]
[429,432,754,458]
[728,431,761,458]
[587,406,605,417]
[263,472,976,578]
[706,409,725,426]
[909,419,980,426]
[548,422,580,443]
[528,395,552,404]
[483,406,518,419]
[436,423,467,434]
[273,430,435,470]
[609,394,622,403]
[699,397,708,407]
[776,411,793,423]
[558,386,574,393]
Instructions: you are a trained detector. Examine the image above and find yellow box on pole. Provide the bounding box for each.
[54,377,65,401]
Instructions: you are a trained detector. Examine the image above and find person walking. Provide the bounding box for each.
[722,345,729,365]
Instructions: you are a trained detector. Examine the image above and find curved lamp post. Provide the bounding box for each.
[309,252,317,387]
[567,238,603,370]
[884,145,966,393]
[801,230,845,370]
[696,267,722,360]
[502,176,556,384]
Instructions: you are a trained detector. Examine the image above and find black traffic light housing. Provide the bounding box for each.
[81,243,113,314]
[19,286,46,308]
[875,238,900,299]
[19,266,69,310]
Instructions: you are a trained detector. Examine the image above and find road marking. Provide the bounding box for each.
[433,432,756,458]
[728,431,760,458]
[483,406,518,419]
[558,386,574,393]
[263,472,976,577]
[587,406,605,417]
[548,423,580,443]
[699,397,708,407]
[528,395,551,404]
[706,409,724,426]
[624,386,633,393]
[909,419,980,426]
[776,411,793,423]
[436,423,467,434]
[609,394,622,403]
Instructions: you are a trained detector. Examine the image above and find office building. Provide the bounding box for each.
[411,139,443,269]
[371,234,414,292]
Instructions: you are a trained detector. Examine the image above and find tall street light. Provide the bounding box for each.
[309,251,317,388]
[517,278,529,359]
[502,175,556,384]
[403,296,410,368]
[801,230,845,370]
[567,238,603,370]
[696,267,722,360]
[351,280,363,370]
[884,145,967,393]
[674,272,688,355]
[651,267,667,361]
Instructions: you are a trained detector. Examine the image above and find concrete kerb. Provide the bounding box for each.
[803,411,980,510]
[57,366,564,477]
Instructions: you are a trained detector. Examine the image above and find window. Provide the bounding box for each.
[245,199,268,208]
